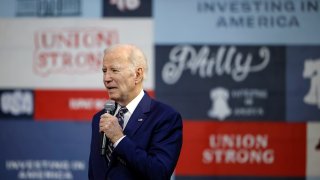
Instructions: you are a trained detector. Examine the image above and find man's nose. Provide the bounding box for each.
[103,71,112,82]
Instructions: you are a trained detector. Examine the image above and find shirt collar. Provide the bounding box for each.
[123,89,144,114]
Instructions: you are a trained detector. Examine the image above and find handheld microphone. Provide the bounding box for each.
[101,100,116,156]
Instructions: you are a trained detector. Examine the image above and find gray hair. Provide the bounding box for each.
[104,44,148,80]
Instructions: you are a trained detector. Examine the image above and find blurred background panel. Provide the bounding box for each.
[0,0,319,180]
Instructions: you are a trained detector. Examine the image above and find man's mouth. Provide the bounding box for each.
[107,87,117,90]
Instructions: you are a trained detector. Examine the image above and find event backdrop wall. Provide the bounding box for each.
[0,0,319,180]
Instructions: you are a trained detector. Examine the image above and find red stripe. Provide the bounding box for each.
[34,89,154,121]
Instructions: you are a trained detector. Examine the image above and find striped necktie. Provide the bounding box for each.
[116,107,128,129]
[106,107,128,164]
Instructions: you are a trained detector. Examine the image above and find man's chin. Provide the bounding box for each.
[107,92,119,100]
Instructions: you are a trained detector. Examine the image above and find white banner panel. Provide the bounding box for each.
[307,122,320,178]
[0,19,154,90]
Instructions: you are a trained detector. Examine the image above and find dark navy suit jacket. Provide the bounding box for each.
[88,93,183,180]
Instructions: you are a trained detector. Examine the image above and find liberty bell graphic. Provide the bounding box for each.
[303,59,320,109]
[207,87,231,120]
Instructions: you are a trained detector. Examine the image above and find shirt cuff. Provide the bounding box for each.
[113,135,126,148]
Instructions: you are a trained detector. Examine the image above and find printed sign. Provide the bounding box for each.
[0,19,154,90]
[16,0,81,17]
[34,90,108,121]
[103,0,152,17]
[0,90,34,119]
[176,121,306,177]
[0,121,90,180]
[34,89,154,121]
[0,0,102,17]
[156,45,285,121]
[33,27,118,77]
[286,46,320,121]
[154,0,320,44]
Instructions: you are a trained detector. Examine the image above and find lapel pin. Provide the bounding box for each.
[138,118,143,122]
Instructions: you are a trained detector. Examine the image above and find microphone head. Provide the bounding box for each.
[104,100,116,113]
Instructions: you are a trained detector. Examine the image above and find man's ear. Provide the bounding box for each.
[135,68,143,84]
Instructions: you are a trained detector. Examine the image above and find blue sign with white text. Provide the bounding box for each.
[155,45,286,121]
[286,46,320,121]
[0,90,34,119]
[0,121,91,180]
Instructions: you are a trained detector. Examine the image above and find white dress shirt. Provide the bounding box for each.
[113,90,145,147]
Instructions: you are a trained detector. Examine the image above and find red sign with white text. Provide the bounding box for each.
[176,121,306,177]
[34,89,154,121]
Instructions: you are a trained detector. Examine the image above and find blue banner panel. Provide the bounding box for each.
[155,45,286,121]
[0,0,101,17]
[0,89,34,120]
[0,121,91,180]
[103,0,152,17]
[286,46,320,121]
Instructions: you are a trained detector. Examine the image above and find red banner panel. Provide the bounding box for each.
[176,121,306,177]
[34,89,154,121]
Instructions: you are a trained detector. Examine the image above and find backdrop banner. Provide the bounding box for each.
[0,121,91,180]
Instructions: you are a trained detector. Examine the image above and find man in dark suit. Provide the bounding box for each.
[88,44,183,180]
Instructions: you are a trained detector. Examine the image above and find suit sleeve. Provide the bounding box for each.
[115,110,183,180]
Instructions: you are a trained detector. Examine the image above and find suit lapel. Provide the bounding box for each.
[124,93,151,137]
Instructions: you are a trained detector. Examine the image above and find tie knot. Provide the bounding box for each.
[118,107,128,116]
[117,107,127,129]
